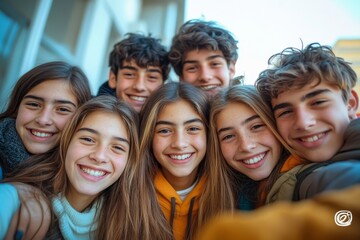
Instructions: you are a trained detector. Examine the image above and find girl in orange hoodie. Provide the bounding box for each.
[136,82,232,240]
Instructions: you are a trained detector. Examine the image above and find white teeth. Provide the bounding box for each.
[130,96,146,102]
[300,133,325,142]
[170,153,191,160]
[31,130,52,138]
[81,166,106,177]
[243,153,265,164]
[201,85,218,91]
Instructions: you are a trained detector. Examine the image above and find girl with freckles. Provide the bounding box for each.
[208,84,298,210]
[135,82,231,240]
[2,96,140,239]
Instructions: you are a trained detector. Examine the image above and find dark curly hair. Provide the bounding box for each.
[169,19,238,77]
[109,33,170,81]
[255,42,358,105]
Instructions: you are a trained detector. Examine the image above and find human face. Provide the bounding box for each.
[181,49,235,96]
[109,59,163,112]
[16,80,78,154]
[153,100,207,190]
[272,80,358,162]
[65,111,129,211]
[216,102,281,181]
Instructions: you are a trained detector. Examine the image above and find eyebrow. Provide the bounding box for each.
[156,118,204,126]
[183,54,225,65]
[217,114,260,134]
[120,65,162,74]
[272,89,331,112]
[146,68,162,74]
[24,95,77,108]
[120,66,138,71]
[78,127,130,145]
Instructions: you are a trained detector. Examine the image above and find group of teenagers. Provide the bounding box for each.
[0,19,360,240]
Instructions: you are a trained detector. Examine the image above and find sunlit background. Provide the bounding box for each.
[186,0,360,84]
[1,0,359,111]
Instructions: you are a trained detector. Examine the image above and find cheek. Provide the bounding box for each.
[16,107,33,125]
[148,82,162,92]
[194,134,207,155]
[152,137,163,158]
[113,156,128,177]
[264,133,282,161]
[56,115,74,130]
[182,72,197,82]
[116,80,129,92]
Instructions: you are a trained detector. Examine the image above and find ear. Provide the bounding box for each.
[347,89,359,119]
[229,60,236,79]
[108,71,117,89]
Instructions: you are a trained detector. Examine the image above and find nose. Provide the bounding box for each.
[132,74,146,91]
[199,66,212,83]
[89,144,109,163]
[237,134,256,152]
[170,131,189,150]
[35,107,54,126]
[294,108,316,130]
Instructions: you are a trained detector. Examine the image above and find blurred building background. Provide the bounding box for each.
[333,39,360,108]
[0,0,185,110]
[1,0,359,113]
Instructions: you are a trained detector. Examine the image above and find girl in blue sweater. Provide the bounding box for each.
[1,96,140,239]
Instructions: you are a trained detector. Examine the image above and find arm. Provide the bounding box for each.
[0,183,20,239]
[2,183,51,240]
[196,184,360,240]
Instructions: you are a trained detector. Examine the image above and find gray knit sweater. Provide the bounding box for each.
[0,118,30,175]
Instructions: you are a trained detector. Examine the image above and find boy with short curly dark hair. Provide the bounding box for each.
[97,33,170,112]
[169,19,238,95]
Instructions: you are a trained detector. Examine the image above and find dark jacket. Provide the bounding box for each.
[266,118,360,203]
[96,80,116,97]
[295,118,360,200]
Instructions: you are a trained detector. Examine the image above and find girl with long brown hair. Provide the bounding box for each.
[2,95,140,239]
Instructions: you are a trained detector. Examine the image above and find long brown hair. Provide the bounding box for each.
[135,82,230,239]
[4,95,140,239]
[0,61,91,120]
[209,85,292,206]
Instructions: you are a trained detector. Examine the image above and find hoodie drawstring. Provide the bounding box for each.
[170,197,176,229]
[185,197,196,240]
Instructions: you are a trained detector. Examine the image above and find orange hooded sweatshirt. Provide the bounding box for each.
[154,170,206,240]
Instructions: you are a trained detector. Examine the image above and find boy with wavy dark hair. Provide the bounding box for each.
[169,19,238,95]
[97,33,170,112]
[255,42,360,202]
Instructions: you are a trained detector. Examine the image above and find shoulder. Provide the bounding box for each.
[298,160,360,199]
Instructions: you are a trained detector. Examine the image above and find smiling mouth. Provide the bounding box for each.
[80,165,107,177]
[298,132,326,143]
[129,95,147,102]
[30,129,53,138]
[169,153,192,160]
[200,85,220,91]
[242,152,266,165]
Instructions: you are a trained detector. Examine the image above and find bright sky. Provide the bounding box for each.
[185,0,360,84]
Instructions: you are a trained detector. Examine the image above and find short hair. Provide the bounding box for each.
[109,33,170,81]
[256,42,358,104]
[169,19,238,77]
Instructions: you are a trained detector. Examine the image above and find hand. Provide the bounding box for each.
[4,183,51,240]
